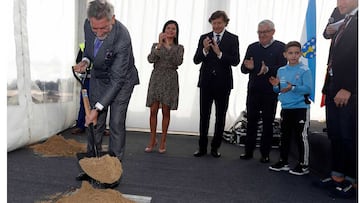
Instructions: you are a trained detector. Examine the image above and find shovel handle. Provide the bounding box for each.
[72,66,98,157]
[81,89,91,117]
[72,66,92,117]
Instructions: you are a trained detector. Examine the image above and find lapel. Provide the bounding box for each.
[334,11,358,47]
[347,11,358,31]
[218,31,229,48]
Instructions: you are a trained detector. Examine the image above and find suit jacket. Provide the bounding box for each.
[83,19,139,107]
[323,7,345,40]
[193,30,240,90]
[324,12,358,96]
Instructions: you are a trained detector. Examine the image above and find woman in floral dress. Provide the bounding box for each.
[145,20,184,153]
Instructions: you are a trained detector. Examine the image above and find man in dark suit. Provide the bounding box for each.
[193,10,240,158]
[320,7,345,108]
[319,0,358,199]
[74,0,139,162]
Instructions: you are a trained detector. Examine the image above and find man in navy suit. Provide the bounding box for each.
[193,10,240,158]
[74,0,139,162]
[319,0,358,198]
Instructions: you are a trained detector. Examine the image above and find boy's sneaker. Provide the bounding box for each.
[269,160,290,172]
[289,163,309,175]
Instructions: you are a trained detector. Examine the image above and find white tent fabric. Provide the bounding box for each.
[7,0,336,151]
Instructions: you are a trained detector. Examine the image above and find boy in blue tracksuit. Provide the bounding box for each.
[268,41,313,175]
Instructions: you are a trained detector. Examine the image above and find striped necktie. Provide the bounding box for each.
[216,34,221,45]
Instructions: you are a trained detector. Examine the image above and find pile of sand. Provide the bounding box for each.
[79,154,123,184]
[30,135,130,202]
[52,181,134,203]
[30,135,86,157]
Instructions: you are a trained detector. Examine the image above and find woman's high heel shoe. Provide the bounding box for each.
[144,141,157,153]
[158,143,166,154]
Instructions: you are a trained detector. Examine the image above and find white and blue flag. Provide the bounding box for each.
[300,0,316,101]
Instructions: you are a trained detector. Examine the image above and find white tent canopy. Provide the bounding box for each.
[7,0,336,151]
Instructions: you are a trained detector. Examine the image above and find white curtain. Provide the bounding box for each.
[8,0,77,151]
[113,0,335,133]
[7,0,336,151]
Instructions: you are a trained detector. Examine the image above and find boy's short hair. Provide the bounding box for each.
[285,41,301,51]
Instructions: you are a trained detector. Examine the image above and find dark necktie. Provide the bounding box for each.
[94,38,103,57]
[216,34,221,45]
[334,15,352,45]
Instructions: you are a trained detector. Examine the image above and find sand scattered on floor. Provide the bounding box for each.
[40,181,135,203]
[30,135,86,157]
[79,154,123,184]
[30,135,130,202]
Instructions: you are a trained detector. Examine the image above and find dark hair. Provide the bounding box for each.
[208,10,230,26]
[162,20,179,45]
[285,41,301,51]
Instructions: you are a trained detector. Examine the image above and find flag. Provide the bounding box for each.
[300,0,316,102]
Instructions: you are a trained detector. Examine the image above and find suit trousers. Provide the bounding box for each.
[244,92,277,157]
[198,84,230,152]
[87,82,135,161]
[325,78,357,179]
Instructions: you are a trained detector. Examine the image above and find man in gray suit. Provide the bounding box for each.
[74,0,139,162]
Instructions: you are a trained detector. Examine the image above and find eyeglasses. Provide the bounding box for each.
[257,29,274,34]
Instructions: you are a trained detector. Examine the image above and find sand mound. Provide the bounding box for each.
[30,135,86,157]
[55,181,134,203]
[79,154,122,184]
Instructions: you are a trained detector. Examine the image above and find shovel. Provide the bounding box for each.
[72,67,98,158]
[72,67,122,188]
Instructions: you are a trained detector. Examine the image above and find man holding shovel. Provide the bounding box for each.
[73,0,139,164]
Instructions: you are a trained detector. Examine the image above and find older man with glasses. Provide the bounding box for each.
[240,19,287,163]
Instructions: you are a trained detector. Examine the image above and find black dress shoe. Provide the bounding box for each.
[260,156,270,163]
[211,150,221,158]
[240,153,253,160]
[76,172,91,181]
[193,150,207,157]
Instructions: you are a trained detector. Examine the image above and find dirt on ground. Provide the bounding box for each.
[30,135,129,202]
[29,135,86,157]
[37,181,135,203]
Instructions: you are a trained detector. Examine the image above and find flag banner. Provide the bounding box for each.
[300,0,316,102]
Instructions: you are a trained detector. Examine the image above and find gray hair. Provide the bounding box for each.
[258,19,275,30]
[87,0,114,21]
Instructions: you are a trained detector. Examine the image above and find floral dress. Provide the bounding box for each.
[146,43,184,110]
